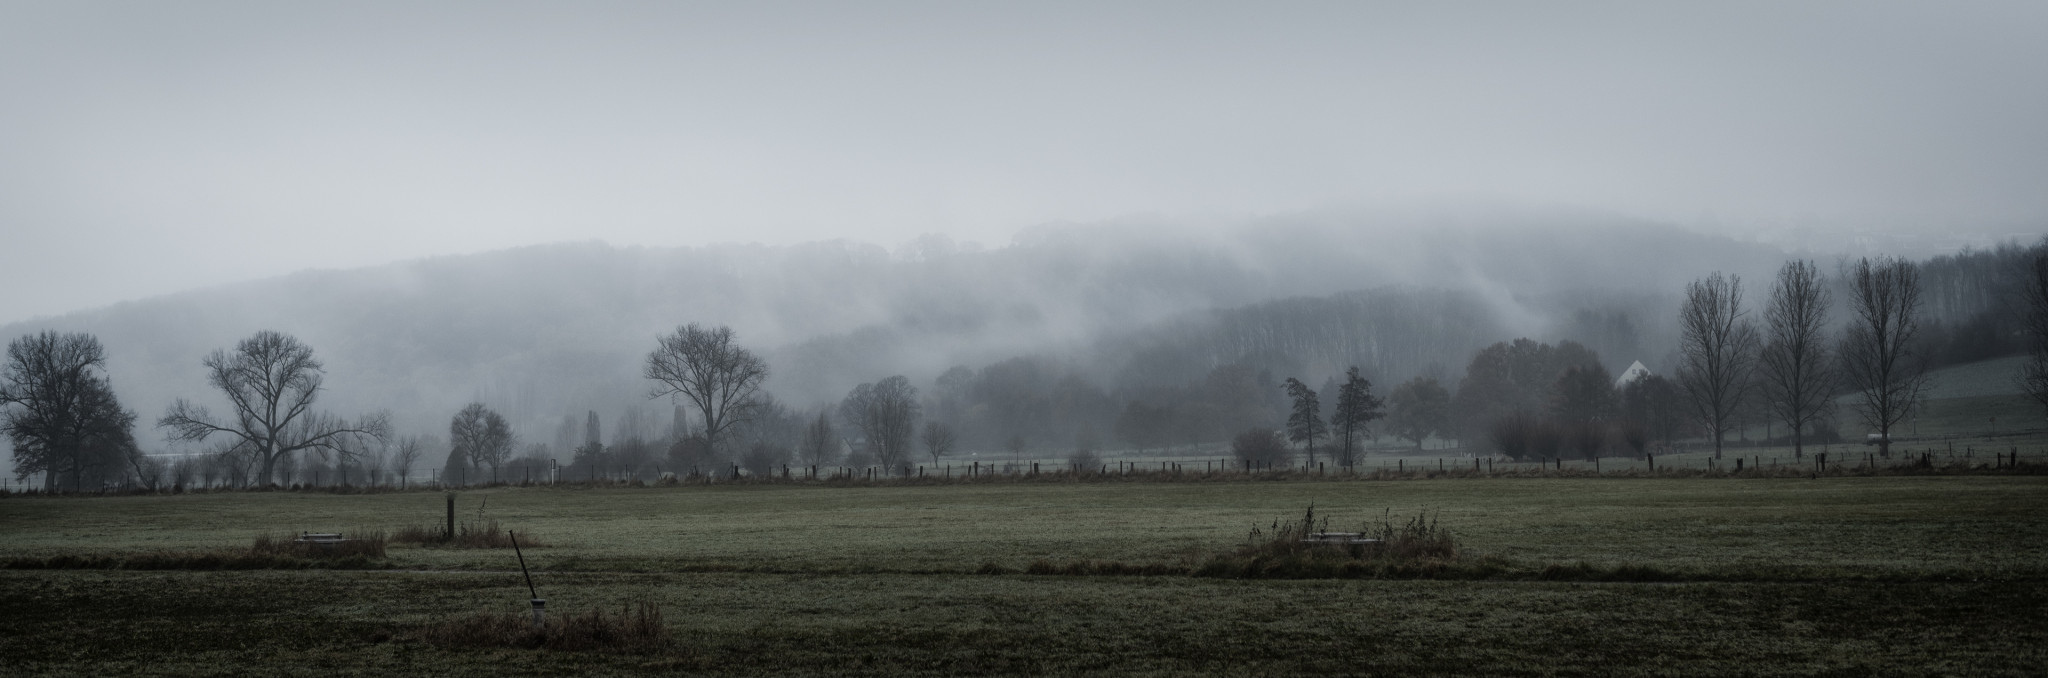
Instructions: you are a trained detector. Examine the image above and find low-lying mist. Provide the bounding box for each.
[12,204,1998,462]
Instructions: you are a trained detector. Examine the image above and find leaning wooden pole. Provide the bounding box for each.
[511,531,545,630]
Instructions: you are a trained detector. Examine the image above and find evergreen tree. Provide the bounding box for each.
[1283,378,1328,464]
[1329,367,1385,468]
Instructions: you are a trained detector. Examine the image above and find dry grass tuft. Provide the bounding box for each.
[419,601,672,654]
[1022,559,1184,576]
[1194,505,1459,578]
[250,529,387,559]
[1,550,385,570]
[390,518,545,548]
[1002,505,1466,580]
[3,528,393,570]
[1231,505,1457,560]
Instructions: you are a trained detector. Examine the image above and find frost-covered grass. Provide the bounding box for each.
[3,475,2045,675]
[2,569,2042,676]
[4,475,2045,576]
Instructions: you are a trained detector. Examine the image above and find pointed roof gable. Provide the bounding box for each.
[1614,360,1651,388]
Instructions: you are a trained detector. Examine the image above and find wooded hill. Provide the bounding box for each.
[3,207,2027,456]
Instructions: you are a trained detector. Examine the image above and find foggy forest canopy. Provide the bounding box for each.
[2,206,2036,470]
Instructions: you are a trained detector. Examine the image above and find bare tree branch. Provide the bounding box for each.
[1676,272,1761,458]
[155,331,386,486]
[1839,257,1928,455]
[1759,260,1834,459]
[921,421,956,466]
[449,403,513,475]
[2,332,139,491]
[840,376,919,473]
[645,324,768,460]
[2018,242,2048,415]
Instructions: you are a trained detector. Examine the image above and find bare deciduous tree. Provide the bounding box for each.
[841,376,920,473]
[1676,272,1761,459]
[332,434,372,487]
[921,421,957,466]
[158,331,388,486]
[2019,245,2048,416]
[644,324,767,461]
[449,402,514,481]
[1759,260,1834,459]
[738,442,789,477]
[170,455,198,488]
[1839,257,1928,456]
[797,411,838,467]
[390,436,423,486]
[1,331,140,491]
[1231,427,1291,467]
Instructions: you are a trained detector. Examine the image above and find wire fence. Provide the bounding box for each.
[7,443,2044,496]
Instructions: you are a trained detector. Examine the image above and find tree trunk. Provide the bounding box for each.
[259,443,280,487]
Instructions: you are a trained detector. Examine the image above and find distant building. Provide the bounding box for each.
[1614,360,1651,389]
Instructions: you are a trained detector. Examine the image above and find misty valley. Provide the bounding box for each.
[8,2,2047,674]
[2,220,2041,491]
[3,222,2046,676]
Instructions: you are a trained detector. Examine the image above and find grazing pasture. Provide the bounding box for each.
[3,473,2045,675]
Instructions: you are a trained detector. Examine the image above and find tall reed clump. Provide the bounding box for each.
[1195,505,1459,578]
[419,601,671,653]
[391,517,546,548]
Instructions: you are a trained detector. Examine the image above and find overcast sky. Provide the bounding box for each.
[2,1,2044,325]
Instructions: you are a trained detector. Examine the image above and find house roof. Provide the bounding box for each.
[1614,360,1651,388]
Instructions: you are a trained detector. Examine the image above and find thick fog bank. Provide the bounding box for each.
[0,208,1936,459]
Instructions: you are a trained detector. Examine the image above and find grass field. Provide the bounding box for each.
[4,472,2046,675]
[5,365,2043,674]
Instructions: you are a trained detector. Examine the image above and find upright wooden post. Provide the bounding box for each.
[444,492,455,542]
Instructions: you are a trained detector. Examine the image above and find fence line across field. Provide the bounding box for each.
[7,445,2044,494]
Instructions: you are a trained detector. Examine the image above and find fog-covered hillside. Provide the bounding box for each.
[4,207,1792,450]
